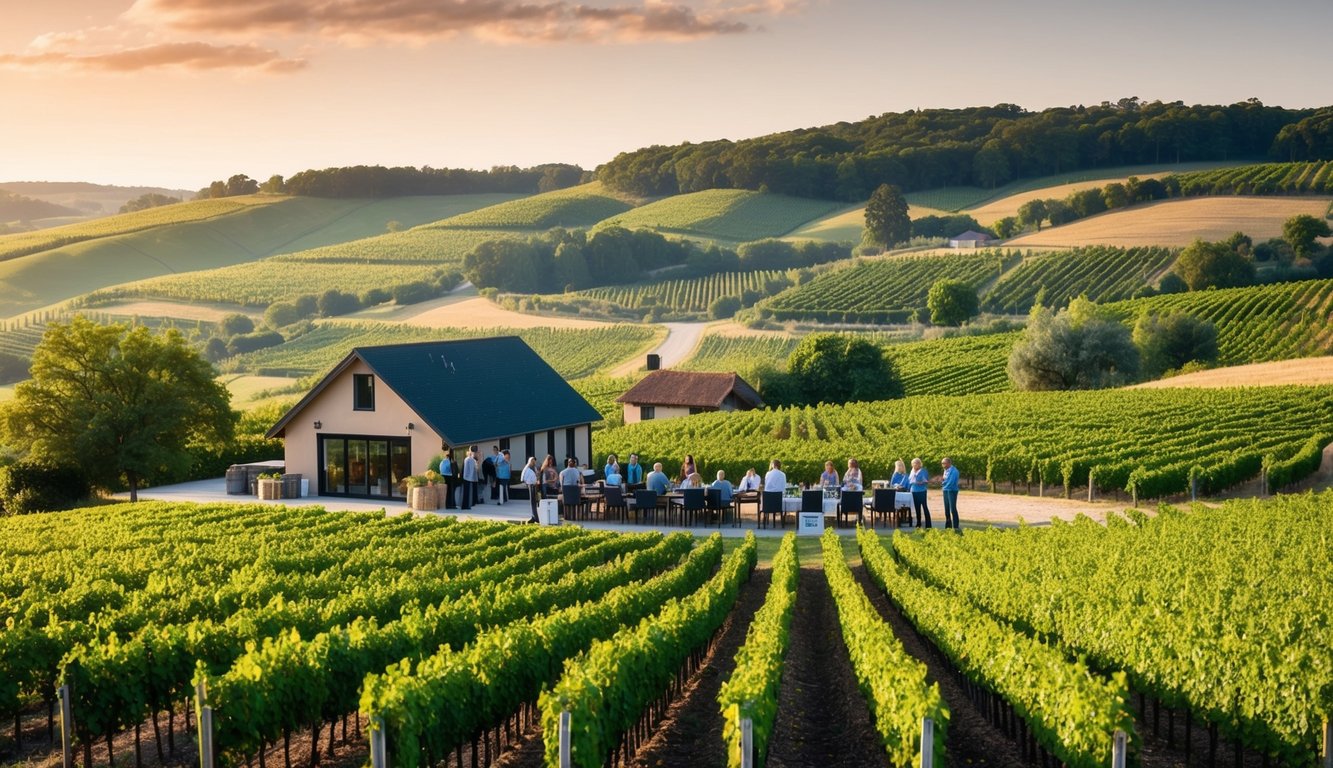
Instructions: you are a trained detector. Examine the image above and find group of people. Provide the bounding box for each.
[436,445,512,510]
[438,447,960,532]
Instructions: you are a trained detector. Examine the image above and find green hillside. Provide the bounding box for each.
[434,182,636,229]
[594,189,841,242]
[0,194,521,318]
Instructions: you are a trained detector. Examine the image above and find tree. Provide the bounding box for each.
[552,242,591,291]
[1133,311,1218,378]
[0,317,234,501]
[708,295,741,320]
[1017,199,1048,231]
[1172,238,1255,290]
[225,174,259,196]
[317,289,361,317]
[1282,214,1331,258]
[973,144,1011,188]
[926,279,979,326]
[1007,305,1139,390]
[787,333,902,404]
[992,216,1019,239]
[259,174,285,194]
[863,183,911,249]
[218,313,255,337]
[119,193,181,214]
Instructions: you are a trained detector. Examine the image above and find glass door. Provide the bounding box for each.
[347,439,369,496]
[390,441,411,499]
[368,440,390,498]
[321,436,412,499]
[323,438,346,494]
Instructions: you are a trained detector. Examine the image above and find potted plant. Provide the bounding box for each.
[406,475,436,511]
[257,472,283,500]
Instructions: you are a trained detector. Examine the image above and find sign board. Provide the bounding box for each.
[538,499,560,525]
[797,512,824,535]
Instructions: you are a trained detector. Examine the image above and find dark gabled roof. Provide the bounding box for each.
[616,370,764,409]
[951,230,993,241]
[266,336,601,445]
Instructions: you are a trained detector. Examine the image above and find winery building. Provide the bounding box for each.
[266,337,601,500]
[616,370,764,425]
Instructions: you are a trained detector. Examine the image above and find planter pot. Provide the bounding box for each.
[257,478,282,500]
[408,486,437,511]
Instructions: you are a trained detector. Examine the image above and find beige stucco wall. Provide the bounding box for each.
[281,360,595,488]
[621,404,692,425]
[282,360,444,484]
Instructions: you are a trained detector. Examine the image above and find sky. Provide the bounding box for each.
[2,0,1331,190]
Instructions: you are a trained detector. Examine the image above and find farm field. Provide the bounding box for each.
[594,189,843,242]
[0,195,519,318]
[433,181,638,230]
[220,320,660,379]
[983,246,1177,313]
[3,494,1329,768]
[366,293,629,330]
[1006,196,1333,248]
[554,270,791,320]
[1129,357,1333,388]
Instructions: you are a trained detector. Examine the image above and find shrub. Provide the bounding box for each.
[393,281,436,305]
[708,295,742,320]
[264,300,306,328]
[0,460,91,515]
[317,289,362,317]
[0,352,28,385]
[360,287,391,306]
[218,313,255,336]
[226,330,285,356]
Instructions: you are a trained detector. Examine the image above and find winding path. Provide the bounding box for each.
[608,321,708,376]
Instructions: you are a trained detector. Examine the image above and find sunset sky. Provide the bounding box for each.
[3,0,1331,190]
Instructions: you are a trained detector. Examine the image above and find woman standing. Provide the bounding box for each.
[819,460,840,488]
[890,459,909,489]
[680,454,697,483]
[540,454,560,499]
[521,457,540,522]
[843,458,863,491]
[908,458,931,528]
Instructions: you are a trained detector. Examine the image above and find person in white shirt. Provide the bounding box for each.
[736,468,761,493]
[843,458,864,491]
[763,459,787,492]
[521,457,540,522]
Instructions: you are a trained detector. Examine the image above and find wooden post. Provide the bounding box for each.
[740,717,753,768]
[1322,719,1331,768]
[196,681,214,768]
[1190,475,1197,502]
[1088,474,1095,503]
[58,685,74,768]
[369,717,387,768]
[558,711,572,768]
[1112,729,1127,768]
[920,717,934,768]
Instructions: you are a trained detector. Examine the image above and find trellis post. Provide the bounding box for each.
[1112,729,1127,768]
[58,684,73,768]
[196,681,214,768]
[369,717,386,768]
[740,717,753,768]
[920,717,934,768]
[558,710,572,768]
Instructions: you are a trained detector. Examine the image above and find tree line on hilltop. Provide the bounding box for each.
[598,100,1333,201]
[190,164,589,202]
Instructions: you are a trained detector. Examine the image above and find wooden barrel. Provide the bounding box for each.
[225,466,247,495]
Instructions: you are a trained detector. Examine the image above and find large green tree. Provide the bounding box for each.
[0,317,235,501]
[1282,214,1331,258]
[1172,239,1255,291]
[926,279,980,326]
[863,183,911,249]
[1133,311,1218,378]
[787,333,901,404]
[1017,199,1048,232]
[1007,304,1140,390]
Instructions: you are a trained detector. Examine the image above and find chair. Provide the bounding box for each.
[868,488,894,528]
[706,488,736,528]
[837,490,863,529]
[895,491,914,527]
[671,488,706,526]
[733,490,759,526]
[631,490,658,525]
[760,491,785,529]
[561,485,589,520]
[801,489,824,514]
[603,485,628,523]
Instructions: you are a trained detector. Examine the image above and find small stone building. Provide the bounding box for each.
[616,370,764,425]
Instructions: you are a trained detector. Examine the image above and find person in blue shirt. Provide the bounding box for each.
[940,456,960,532]
[625,454,644,487]
[461,446,480,510]
[908,457,930,528]
[645,462,671,494]
[605,465,624,486]
[439,448,458,509]
[496,450,512,504]
[890,459,908,489]
[603,454,619,481]
[710,470,733,504]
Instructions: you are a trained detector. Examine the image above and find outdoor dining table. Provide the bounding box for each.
[782,496,839,514]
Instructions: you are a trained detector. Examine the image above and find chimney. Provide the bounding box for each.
[646,354,660,371]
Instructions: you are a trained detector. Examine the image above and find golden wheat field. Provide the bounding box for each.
[1006,196,1333,248]
[1129,357,1333,389]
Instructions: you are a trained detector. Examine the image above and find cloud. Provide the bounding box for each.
[0,42,305,73]
[124,0,764,43]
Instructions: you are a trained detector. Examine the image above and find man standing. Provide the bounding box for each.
[496,449,512,504]
[462,446,479,510]
[941,457,960,533]
[645,462,670,494]
[521,457,539,522]
[559,457,583,488]
[763,459,787,492]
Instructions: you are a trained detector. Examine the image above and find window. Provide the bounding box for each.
[688,407,707,415]
[640,406,656,421]
[353,374,375,410]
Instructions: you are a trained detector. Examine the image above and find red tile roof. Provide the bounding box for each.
[616,370,764,409]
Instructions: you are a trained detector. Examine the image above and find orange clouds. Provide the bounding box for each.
[0,41,304,73]
[126,0,759,43]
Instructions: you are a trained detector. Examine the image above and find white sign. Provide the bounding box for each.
[538,499,560,525]
[797,512,824,535]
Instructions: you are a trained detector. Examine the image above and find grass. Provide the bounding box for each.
[433,182,637,230]
[0,195,520,318]
[1006,196,1333,248]
[595,190,842,242]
